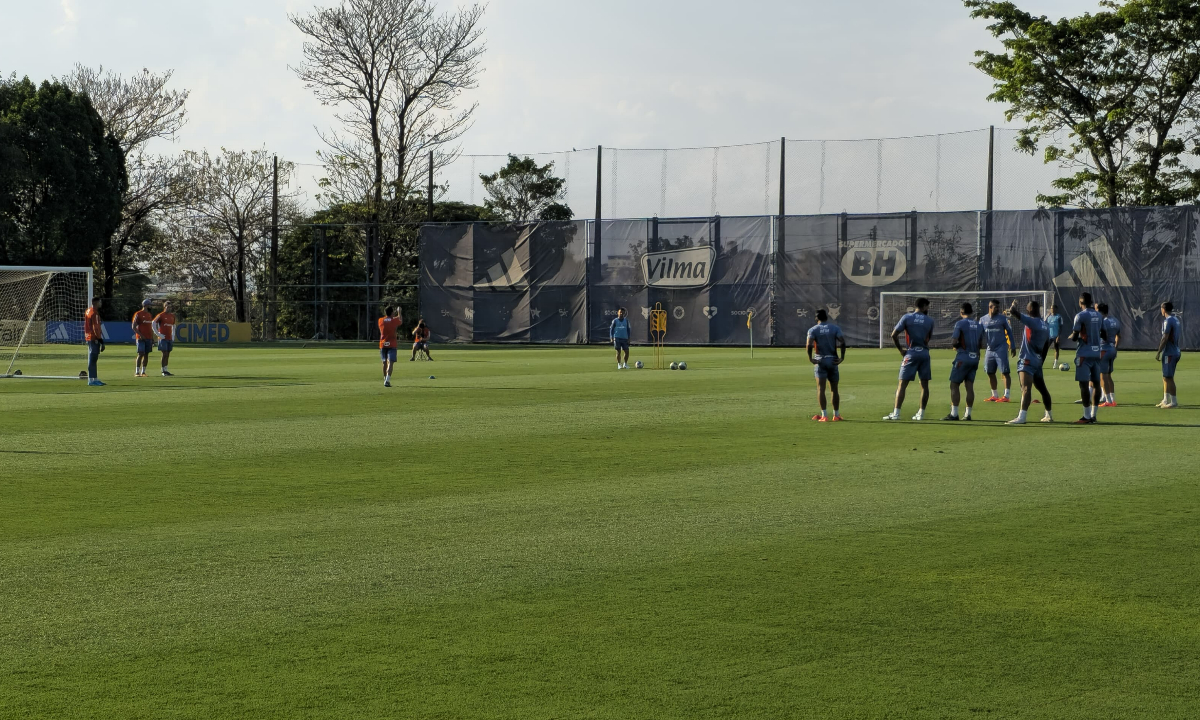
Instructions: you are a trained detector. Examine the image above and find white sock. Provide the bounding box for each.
[1109,393,1115,404]
[965,406,972,418]
[1004,388,1010,399]
[991,389,998,397]
[1170,394,1178,404]
[914,409,924,419]
[833,410,841,418]
[1045,410,1053,420]
[820,409,827,417]
[1016,409,1027,422]
[1088,405,1097,419]
[163,366,168,373]
[893,407,901,416]
[950,405,959,418]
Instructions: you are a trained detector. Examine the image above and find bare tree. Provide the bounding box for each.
[162,149,295,322]
[290,0,484,314]
[63,65,192,300]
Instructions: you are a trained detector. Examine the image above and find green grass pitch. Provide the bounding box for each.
[1,344,1198,718]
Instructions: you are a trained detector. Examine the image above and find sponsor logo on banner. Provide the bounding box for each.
[703,306,718,319]
[175,323,252,343]
[828,304,842,320]
[841,238,908,287]
[0,320,43,344]
[1053,236,1133,288]
[673,306,685,319]
[640,245,716,289]
[474,248,528,290]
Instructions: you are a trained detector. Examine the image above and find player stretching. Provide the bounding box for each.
[1098,303,1120,406]
[1005,299,1053,424]
[944,302,983,421]
[84,296,106,386]
[1046,304,1065,366]
[884,297,934,421]
[807,308,846,422]
[152,300,176,376]
[610,307,631,369]
[1070,292,1107,424]
[131,299,155,377]
[411,319,432,361]
[981,299,1015,402]
[1156,301,1182,408]
[378,305,402,387]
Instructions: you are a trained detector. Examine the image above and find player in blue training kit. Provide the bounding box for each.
[807,308,847,422]
[1156,301,1182,408]
[981,299,1016,402]
[1046,304,1065,366]
[943,302,984,421]
[1006,299,1053,424]
[1070,292,1108,424]
[884,297,935,421]
[1098,303,1121,406]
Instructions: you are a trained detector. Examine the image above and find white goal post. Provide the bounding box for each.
[879,290,1052,349]
[0,266,94,379]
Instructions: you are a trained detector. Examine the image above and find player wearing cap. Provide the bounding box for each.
[84,296,106,386]
[131,299,155,377]
[152,300,177,377]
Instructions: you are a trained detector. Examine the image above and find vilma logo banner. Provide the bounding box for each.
[841,239,907,287]
[641,245,716,289]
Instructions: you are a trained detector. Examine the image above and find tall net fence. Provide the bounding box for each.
[420,206,1198,350]
[434,128,1074,219]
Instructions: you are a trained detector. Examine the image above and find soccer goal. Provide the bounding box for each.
[879,290,1051,349]
[0,266,93,379]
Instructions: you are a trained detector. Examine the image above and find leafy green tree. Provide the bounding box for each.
[480,155,572,222]
[0,76,126,269]
[967,0,1200,207]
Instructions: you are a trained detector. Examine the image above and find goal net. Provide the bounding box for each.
[879,290,1051,349]
[0,266,93,379]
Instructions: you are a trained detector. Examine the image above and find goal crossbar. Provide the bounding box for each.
[879,290,1051,349]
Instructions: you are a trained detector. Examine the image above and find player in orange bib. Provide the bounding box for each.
[410,319,432,361]
[152,300,177,377]
[131,299,155,377]
[84,296,106,386]
[378,305,402,387]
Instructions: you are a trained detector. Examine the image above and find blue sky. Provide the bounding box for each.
[1,0,1102,205]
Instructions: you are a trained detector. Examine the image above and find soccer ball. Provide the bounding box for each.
[1059,363,1070,372]
[670,362,679,370]
[634,361,643,369]
[678,361,687,370]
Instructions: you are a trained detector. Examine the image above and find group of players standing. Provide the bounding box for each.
[805,293,1184,424]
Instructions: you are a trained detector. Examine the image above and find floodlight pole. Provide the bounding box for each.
[592,145,603,345]
[268,155,279,340]
[984,126,995,287]
[427,151,435,221]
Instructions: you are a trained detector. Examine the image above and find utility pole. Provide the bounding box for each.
[269,155,279,340]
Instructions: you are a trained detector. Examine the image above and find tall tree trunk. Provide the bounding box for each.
[236,234,247,323]
[102,240,116,306]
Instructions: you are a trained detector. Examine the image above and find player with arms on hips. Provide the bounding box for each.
[378,305,402,387]
[943,302,983,421]
[610,307,631,369]
[1097,303,1120,406]
[1156,301,1182,408]
[1046,304,1065,366]
[1006,299,1053,424]
[981,299,1015,402]
[807,308,846,422]
[884,297,935,421]
[152,300,176,376]
[84,296,106,386]
[1070,292,1108,424]
[410,319,432,361]
[131,299,155,377]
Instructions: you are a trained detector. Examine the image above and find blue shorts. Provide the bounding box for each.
[899,353,931,382]
[613,337,630,352]
[1101,349,1116,374]
[381,347,397,362]
[1016,357,1044,378]
[1163,354,1180,379]
[813,358,839,382]
[136,339,153,354]
[949,354,979,384]
[985,351,1010,375]
[1075,357,1102,384]
[158,339,173,353]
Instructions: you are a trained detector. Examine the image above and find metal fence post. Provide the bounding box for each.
[591,145,603,344]
[774,137,785,346]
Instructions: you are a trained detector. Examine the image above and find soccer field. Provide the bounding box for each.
[1,345,1198,718]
